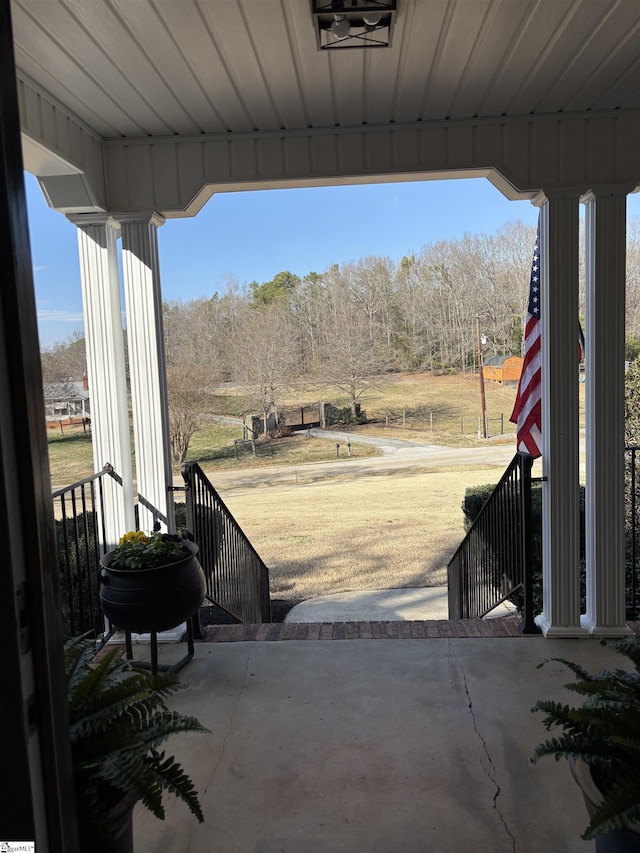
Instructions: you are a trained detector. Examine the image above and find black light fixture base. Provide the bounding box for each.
[311,1,397,50]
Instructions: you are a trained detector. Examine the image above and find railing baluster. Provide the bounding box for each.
[182,461,271,624]
[450,447,640,626]
[52,465,123,643]
[628,447,639,620]
[448,453,530,620]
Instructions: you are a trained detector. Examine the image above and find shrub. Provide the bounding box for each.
[174,501,187,530]
[55,512,101,640]
[268,424,293,439]
[332,404,366,425]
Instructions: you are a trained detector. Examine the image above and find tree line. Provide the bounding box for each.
[41,216,640,463]
[163,220,539,418]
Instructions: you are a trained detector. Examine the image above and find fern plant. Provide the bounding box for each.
[531,636,640,841]
[65,636,209,852]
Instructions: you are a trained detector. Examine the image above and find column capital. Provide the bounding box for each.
[532,187,587,207]
[580,185,636,204]
[67,211,166,231]
[113,211,166,229]
[66,212,121,230]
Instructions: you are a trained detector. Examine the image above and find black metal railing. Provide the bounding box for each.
[182,461,271,623]
[449,447,640,626]
[447,453,536,629]
[626,447,640,619]
[52,465,123,641]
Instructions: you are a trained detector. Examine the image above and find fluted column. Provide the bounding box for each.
[119,213,174,533]
[535,193,586,637]
[581,189,633,636]
[70,214,135,550]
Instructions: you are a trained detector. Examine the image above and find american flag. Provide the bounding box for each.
[510,221,541,457]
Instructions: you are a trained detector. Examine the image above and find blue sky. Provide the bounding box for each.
[25,172,639,349]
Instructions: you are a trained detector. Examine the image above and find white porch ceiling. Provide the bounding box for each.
[11,0,640,214]
[12,0,640,140]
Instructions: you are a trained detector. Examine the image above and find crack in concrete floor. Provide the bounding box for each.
[448,639,517,852]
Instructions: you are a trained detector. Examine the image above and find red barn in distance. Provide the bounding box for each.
[482,355,524,386]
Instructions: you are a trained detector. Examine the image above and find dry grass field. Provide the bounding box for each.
[47,373,579,613]
[219,371,524,445]
[218,462,509,608]
[47,372,520,484]
[204,374,522,610]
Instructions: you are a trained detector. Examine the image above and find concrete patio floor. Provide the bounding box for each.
[132,633,627,853]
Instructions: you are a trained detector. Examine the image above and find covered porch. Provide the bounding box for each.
[13,0,640,639]
[132,631,623,853]
[3,0,640,848]
[12,0,640,642]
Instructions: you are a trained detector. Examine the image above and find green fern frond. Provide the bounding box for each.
[540,656,594,682]
[70,684,160,741]
[67,646,122,707]
[532,637,640,841]
[100,749,167,820]
[610,637,640,671]
[145,750,205,822]
[65,636,209,847]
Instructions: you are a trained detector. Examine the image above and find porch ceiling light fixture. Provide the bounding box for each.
[311,0,397,50]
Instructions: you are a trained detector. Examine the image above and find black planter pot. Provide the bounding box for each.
[99,540,206,633]
[108,796,135,853]
[570,756,640,853]
[78,790,136,853]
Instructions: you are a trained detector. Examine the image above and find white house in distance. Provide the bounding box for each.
[43,379,90,426]
[2,0,640,847]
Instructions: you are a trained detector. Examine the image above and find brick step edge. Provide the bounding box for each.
[201,618,640,642]
[202,616,530,642]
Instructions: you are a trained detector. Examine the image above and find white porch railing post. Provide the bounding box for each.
[70,215,136,551]
[535,193,587,637]
[582,189,633,636]
[119,213,175,534]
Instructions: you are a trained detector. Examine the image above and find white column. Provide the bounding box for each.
[535,194,587,637]
[582,190,633,636]
[119,213,174,533]
[70,215,135,550]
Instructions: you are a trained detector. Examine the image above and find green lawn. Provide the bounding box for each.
[47,424,95,486]
[47,421,379,487]
[186,423,378,472]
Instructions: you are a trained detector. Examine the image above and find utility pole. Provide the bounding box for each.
[476,315,488,439]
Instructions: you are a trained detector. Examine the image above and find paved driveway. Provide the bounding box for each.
[193,432,525,491]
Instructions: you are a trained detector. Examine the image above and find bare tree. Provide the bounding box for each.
[627,216,640,345]
[349,255,396,350]
[392,222,535,371]
[319,264,396,419]
[40,331,87,383]
[229,301,298,433]
[166,363,215,465]
[416,242,480,371]
[290,271,325,372]
[164,281,245,380]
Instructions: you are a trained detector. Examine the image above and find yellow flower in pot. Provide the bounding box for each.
[99,530,206,634]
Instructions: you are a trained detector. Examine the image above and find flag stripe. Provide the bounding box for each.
[510,219,542,458]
